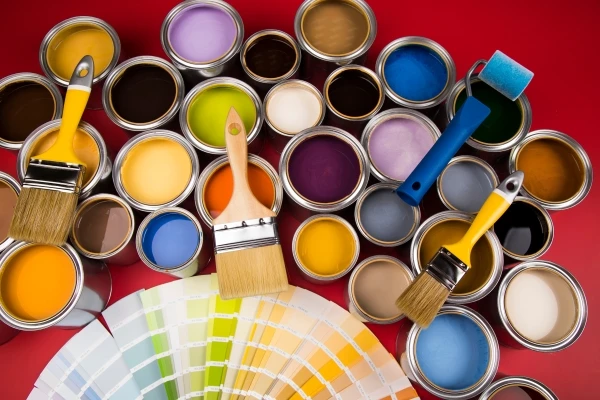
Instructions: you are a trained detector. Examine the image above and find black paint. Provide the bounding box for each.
[327,69,380,117]
[245,35,297,79]
[494,201,549,256]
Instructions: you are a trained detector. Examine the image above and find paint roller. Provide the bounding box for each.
[396,51,533,206]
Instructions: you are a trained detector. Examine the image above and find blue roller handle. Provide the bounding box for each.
[396,96,491,206]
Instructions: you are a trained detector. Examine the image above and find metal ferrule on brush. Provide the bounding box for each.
[213,217,280,254]
[426,247,469,291]
[22,159,85,194]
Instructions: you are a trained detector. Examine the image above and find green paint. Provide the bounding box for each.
[187,85,257,147]
[455,80,523,144]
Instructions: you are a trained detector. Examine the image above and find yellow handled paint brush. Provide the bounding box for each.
[213,107,289,299]
[9,55,94,246]
[396,171,524,328]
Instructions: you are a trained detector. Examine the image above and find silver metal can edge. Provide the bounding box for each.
[478,376,558,400]
[0,172,20,253]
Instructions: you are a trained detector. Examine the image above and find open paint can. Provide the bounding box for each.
[136,207,210,278]
[493,260,587,352]
[180,77,263,155]
[70,194,139,266]
[0,241,111,330]
[0,172,19,254]
[102,56,185,132]
[445,75,532,152]
[479,376,558,400]
[509,129,593,210]
[18,120,112,199]
[361,108,440,184]
[354,183,420,247]
[195,154,283,227]
[161,0,244,86]
[263,79,325,153]
[240,30,301,94]
[398,305,499,399]
[376,36,456,110]
[493,197,554,261]
[0,73,63,151]
[114,130,200,212]
[346,255,414,324]
[279,126,370,213]
[411,211,504,304]
[437,156,499,214]
[292,214,360,284]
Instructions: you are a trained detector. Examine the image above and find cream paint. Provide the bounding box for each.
[266,84,321,134]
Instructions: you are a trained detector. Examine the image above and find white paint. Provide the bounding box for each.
[505,268,577,343]
[266,84,322,134]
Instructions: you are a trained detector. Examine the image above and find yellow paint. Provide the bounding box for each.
[0,244,76,321]
[121,138,192,205]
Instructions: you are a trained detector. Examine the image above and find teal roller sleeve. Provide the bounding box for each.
[479,50,533,101]
[396,96,491,206]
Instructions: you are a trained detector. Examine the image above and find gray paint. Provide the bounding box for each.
[441,161,495,213]
[359,188,415,242]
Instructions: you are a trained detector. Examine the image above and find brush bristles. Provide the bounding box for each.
[9,188,79,246]
[396,272,450,328]
[216,244,288,299]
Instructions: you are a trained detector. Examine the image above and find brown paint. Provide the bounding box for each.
[0,180,18,241]
[245,34,297,79]
[73,199,131,254]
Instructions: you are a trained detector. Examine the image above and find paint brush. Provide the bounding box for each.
[9,56,93,246]
[396,171,524,328]
[213,107,288,299]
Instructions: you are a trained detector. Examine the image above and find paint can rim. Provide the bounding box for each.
[478,376,558,400]
[0,172,20,253]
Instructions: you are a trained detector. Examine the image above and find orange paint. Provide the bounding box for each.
[0,245,76,321]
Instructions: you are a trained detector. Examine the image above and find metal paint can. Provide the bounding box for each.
[161,0,244,86]
[479,376,558,400]
[0,73,63,151]
[411,211,504,304]
[136,207,210,278]
[292,214,360,284]
[102,56,185,132]
[397,305,500,399]
[17,120,112,199]
[194,154,283,227]
[346,255,414,324]
[509,129,593,210]
[180,77,263,156]
[113,130,200,212]
[70,194,139,266]
[0,172,19,254]
[0,241,111,330]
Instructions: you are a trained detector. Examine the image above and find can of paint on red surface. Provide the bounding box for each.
[0,172,19,254]
[479,376,558,400]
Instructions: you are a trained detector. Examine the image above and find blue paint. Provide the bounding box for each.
[479,50,533,101]
[415,314,490,390]
[383,44,448,101]
[141,212,200,269]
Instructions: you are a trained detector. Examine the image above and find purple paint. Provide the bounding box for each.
[288,135,361,203]
[368,117,435,181]
[168,5,237,63]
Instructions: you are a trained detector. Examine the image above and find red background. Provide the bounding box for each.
[0,0,599,398]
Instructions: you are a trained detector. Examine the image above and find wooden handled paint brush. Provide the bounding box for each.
[213,107,289,299]
[9,55,93,246]
[396,171,524,328]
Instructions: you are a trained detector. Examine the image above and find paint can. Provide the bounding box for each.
[0,73,63,151]
[0,172,19,254]
[113,130,200,212]
[102,56,185,132]
[323,65,384,136]
[509,129,593,210]
[397,305,499,399]
[411,211,504,304]
[437,156,499,214]
[70,194,139,266]
[17,120,112,199]
[292,214,360,284]
[361,108,441,184]
[354,183,420,247]
[263,79,325,153]
[194,154,283,227]
[161,0,244,87]
[375,36,456,111]
[494,197,554,262]
[346,255,414,324]
[240,30,301,95]
[445,74,532,152]
[136,207,210,278]
[294,0,377,85]
[479,376,558,400]
[491,260,587,352]
[180,77,263,156]
[0,241,111,330]
[279,126,370,215]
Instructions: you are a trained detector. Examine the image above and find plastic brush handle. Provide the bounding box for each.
[396,96,491,206]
